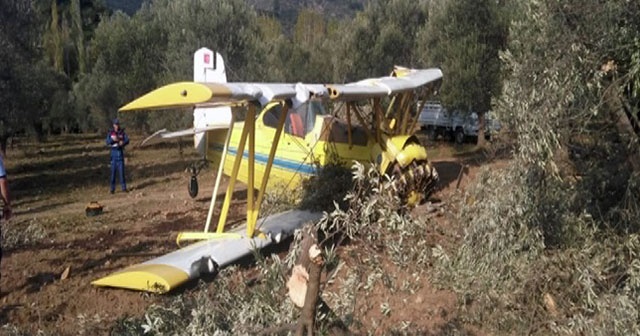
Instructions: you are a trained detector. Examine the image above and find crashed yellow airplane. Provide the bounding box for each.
[92,48,442,293]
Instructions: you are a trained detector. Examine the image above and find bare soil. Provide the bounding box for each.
[0,134,499,335]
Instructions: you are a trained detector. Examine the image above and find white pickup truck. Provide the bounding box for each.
[416,102,501,143]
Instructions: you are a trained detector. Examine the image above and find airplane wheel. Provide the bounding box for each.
[188,175,199,198]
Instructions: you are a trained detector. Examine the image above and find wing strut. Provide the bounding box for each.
[373,98,383,145]
[177,101,290,242]
[350,103,373,141]
[252,103,289,230]
[400,91,415,134]
[346,103,353,149]
[408,94,429,135]
[203,113,235,233]
[246,105,256,236]
[215,105,252,234]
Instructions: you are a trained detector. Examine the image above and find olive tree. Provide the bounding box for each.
[77,0,266,132]
[333,0,429,82]
[0,0,66,149]
[432,1,640,334]
[418,0,508,146]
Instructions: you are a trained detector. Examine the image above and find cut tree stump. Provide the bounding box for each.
[281,223,349,336]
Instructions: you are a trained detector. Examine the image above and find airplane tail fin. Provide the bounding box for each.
[193,48,232,156]
[194,48,227,83]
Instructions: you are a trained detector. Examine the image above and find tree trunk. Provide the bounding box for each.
[0,136,7,157]
[288,225,323,336]
[295,246,323,336]
[283,224,349,336]
[616,103,640,172]
[604,83,640,172]
[476,111,487,147]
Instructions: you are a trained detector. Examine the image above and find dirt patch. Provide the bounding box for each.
[1,134,246,335]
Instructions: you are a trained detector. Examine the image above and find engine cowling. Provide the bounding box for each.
[378,135,439,206]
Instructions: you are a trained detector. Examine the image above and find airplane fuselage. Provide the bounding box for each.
[205,101,382,191]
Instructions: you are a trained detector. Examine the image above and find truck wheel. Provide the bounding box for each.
[455,129,465,144]
[426,126,437,141]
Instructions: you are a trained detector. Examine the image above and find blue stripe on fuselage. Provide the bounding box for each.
[210,144,317,175]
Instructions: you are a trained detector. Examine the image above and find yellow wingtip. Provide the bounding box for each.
[118,82,216,112]
[92,264,189,293]
[392,66,412,78]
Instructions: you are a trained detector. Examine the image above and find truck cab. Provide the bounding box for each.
[417,102,501,143]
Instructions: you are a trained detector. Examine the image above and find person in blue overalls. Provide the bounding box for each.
[106,118,130,193]
[0,154,12,282]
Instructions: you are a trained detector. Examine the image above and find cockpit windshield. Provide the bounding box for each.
[262,100,326,137]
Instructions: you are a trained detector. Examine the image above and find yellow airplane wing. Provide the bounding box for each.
[120,82,327,111]
[118,67,441,112]
[326,67,443,101]
[92,210,322,293]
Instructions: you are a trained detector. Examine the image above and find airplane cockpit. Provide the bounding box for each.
[262,100,327,138]
[261,100,368,146]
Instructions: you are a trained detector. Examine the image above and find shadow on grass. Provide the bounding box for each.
[10,156,194,200]
[0,304,23,323]
[13,200,73,216]
[7,134,199,201]
[432,161,465,192]
[23,272,58,294]
[430,142,513,191]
